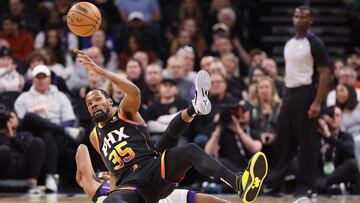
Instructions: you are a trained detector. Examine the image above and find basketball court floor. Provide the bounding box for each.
[0,194,359,203]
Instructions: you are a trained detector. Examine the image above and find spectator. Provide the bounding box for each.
[125,58,145,90]
[2,0,40,35]
[143,63,163,108]
[15,65,80,138]
[24,50,70,96]
[170,30,192,56]
[179,18,207,58]
[316,106,359,194]
[217,7,237,38]
[89,30,118,71]
[42,27,71,68]
[0,16,34,61]
[267,6,330,196]
[69,46,109,90]
[327,66,360,106]
[179,0,203,27]
[221,52,246,99]
[176,46,197,82]
[0,47,24,93]
[261,58,284,97]
[205,101,262,171]
[163,55,194,102]
[115,0,161,24]
[335,84,360,172]
[133,51,150,70]
[200,55,215,73]
[0,105,46,193]
[250,76,281,164]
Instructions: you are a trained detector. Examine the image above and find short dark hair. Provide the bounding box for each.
[0,104,10,130]
[295,5,313,16]
[87,89,111,99]
[3,15,21,25]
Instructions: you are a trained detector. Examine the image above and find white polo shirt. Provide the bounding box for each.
[284,33,329,88]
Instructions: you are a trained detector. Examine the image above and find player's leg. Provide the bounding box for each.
[156,70,211,152]
[163,143,268,203]
[104,189,144,203]
[159,189,230,203]
[75,144,103,198]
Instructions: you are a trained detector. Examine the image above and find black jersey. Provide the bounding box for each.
[93,111,159,185]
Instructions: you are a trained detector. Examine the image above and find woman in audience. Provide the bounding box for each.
[336,84,360,171]
[250,76,281,164]
[125,58,145,90]
[89,30,118,71]
[179,18,207,58]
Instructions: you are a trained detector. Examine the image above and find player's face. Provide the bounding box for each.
[86,91,111,122]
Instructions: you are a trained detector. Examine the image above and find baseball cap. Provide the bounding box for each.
[212,23,229,35]
[0,47,11,58]
[32,65,51,77]
[128,11,145,22]
[161,78,177,85]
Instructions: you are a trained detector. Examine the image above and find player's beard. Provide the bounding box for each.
[92,110,108,123]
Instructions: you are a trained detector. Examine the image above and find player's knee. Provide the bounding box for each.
[104,194,128,203]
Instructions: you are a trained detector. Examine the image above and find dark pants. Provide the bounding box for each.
[269,85,320,188]
[0,138,45,179]
[18,113,63,174]
[326,159,359,185]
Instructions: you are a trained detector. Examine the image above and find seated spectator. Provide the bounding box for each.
[194,71,234,147]
[102,71,127,106]
[15,65,83,142]
[335,84,360,171]
[0,47,24,93]
[0,16,34,61]
[24,50,70,96]
[118,33,157,70]
[0,105,46,193]
[133,51,150,70]
[69,46,110,90]
[261,58,284,97]
[178,0,203,28]
[200,55,215,73]
[170,30,192,56]
[162,55,194,103]
[142,63,163,108]
[125,58,145,90]
[205,101,262,171]
[2,0,40,35]
[176,46,197,82]
[147,78,188,141]
[115,0,161,24]
[88,30,118,71]
[327,66,360,106]
[179,18,207,58]
[316,106,359,194]
[221,52,246,99]
[42,27,69,69]
[250,76,281,164]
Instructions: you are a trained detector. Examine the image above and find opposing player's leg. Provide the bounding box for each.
[75,144,110,202]
[159,189,230,203]
[156,70,211,153]
[163,143,268,203]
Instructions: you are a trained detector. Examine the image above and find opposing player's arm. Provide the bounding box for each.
[74,49,142,117]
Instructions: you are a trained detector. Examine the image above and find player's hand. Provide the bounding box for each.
[74,49,99,72]
[307,102,321,118]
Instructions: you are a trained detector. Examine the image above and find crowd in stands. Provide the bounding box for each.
[0,0,360,197]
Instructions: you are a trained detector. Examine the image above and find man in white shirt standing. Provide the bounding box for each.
[267,5,330,197]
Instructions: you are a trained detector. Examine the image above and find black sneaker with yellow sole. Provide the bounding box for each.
[236,152,268,203]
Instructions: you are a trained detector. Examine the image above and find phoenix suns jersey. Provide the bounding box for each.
[93,111,159,185]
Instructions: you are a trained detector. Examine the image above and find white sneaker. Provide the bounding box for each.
[46,174,59,193]
[192,70,211,115]
[65,127,85,142]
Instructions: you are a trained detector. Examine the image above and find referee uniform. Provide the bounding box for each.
[271,32,329,193]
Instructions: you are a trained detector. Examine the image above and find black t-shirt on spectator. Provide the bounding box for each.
[148,98,188,121]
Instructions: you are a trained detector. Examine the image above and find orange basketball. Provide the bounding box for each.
[66,2,101,37]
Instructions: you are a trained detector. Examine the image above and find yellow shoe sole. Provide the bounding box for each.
[240,152,268,203]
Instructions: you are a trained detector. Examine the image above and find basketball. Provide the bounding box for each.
[66,2,101,37]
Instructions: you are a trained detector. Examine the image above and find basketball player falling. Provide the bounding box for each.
[74,49,268,203]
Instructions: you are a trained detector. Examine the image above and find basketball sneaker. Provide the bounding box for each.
[192,70,211,115]
[236,152,268,203]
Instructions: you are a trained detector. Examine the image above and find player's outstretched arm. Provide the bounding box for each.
[74,49,141,115]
